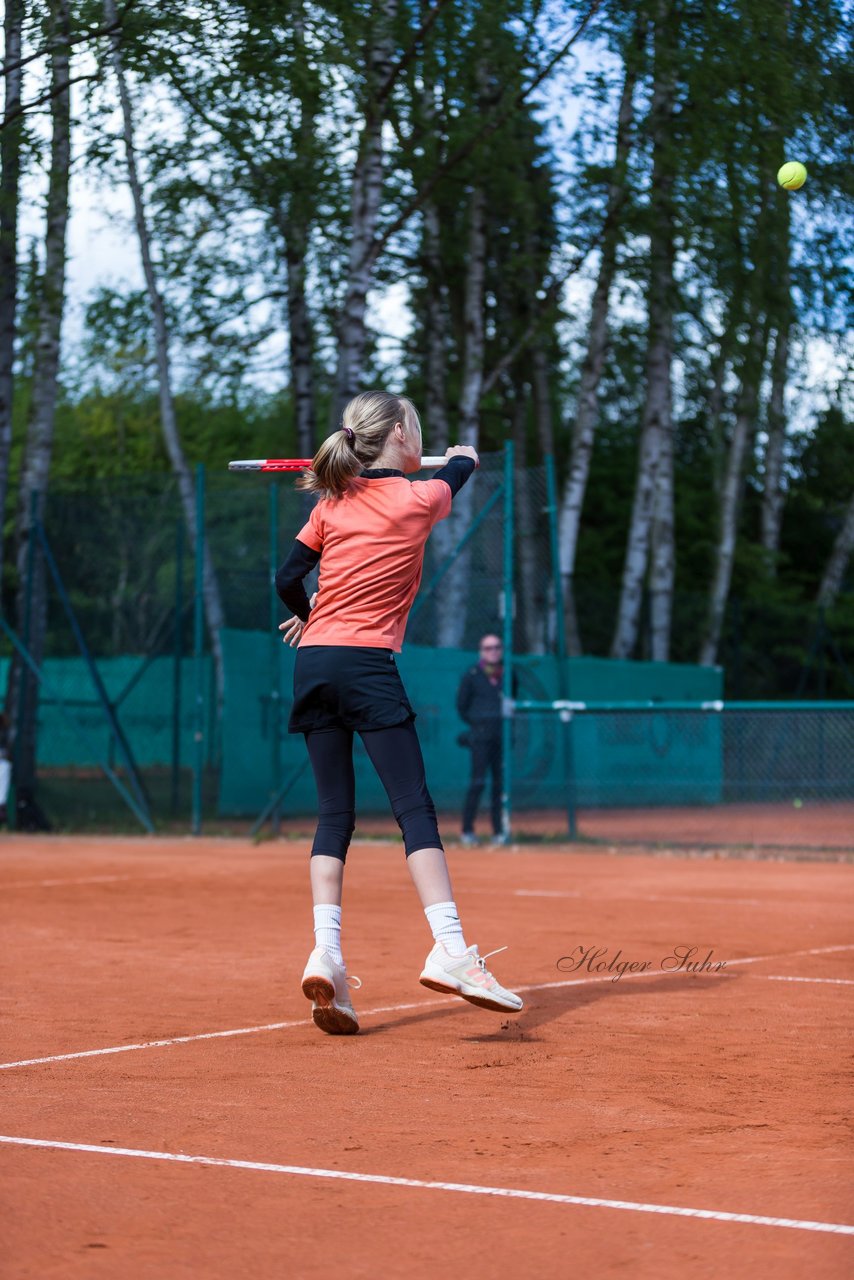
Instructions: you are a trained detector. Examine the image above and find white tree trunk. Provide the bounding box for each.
[760,322,789,569]
[104,0,225,700]
[531,342,573,652]
[817,489,854,609]
[436,184,486,649]
[419,50,450,456]
[558,24,640,638]
[699,323,769,666]
[282,204,316,459]
[512,389,546,654]
[422,197,450,452]
[649,397,674,661]
[284,3,318,458]
[7,0,71,793]
[611,8,675,660]
[706,338,730,495]
[0,0,24,567]
[331,0,398,422]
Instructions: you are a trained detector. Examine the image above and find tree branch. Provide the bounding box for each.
[366,0,603,268]
[1,0,139,80]
[1,71,101,129]
[372,0,452,112]
[480,229,604,399]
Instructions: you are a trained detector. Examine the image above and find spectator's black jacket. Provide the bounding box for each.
[456,664,509,736]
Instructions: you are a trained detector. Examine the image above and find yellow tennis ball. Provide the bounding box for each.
[777,161,807,191]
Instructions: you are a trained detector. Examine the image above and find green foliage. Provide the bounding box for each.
[5,0,852,699]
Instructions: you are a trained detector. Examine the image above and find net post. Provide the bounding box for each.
[191,464,205,836]
[501,440,514,840]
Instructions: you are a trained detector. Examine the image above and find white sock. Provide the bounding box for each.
[313,904,343,964]
[424,901,468,956]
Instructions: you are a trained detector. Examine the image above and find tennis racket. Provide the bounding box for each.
[228,457,449,472]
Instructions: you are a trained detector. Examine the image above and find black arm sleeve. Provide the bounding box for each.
[432,455,477,498]
[275,539,321,621]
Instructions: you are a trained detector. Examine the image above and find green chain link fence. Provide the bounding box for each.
[1,450,852,841]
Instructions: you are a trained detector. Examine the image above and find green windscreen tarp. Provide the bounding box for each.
[217,630,723,816]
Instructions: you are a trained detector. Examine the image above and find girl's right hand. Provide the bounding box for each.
[445,445,479,466]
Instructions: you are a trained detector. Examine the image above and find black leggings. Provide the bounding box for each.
[304,720,443,862]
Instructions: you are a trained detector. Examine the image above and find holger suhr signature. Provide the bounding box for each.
[557,945,728,982]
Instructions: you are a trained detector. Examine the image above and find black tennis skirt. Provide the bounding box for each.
[288,645,416,734]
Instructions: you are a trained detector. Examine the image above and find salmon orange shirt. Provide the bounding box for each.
[295,476,452,651]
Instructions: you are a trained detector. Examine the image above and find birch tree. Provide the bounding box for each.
[283,4,321,458]
[416,16,451,457]
[817,490,854,609]
[331,0,399,422]
[557,17,642,651]
[512,381,548,654]
[760,316,789,569]
[6,0,71,806]
[103,0,225,698]
[759,98,794,571]
[611,1,677,660]
[698,319,770,666]
[434,183,486,649]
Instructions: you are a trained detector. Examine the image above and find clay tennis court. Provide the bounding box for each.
[2,830,853,1278]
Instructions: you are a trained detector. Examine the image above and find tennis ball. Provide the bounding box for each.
[777,161,807,191]
[793,798,803,809]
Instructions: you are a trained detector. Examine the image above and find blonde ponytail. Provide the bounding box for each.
[298,391,420,498]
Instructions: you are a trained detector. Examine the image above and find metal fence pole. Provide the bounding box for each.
[501,441,514,839]
[544,453,577,839]
[171,518,184,815]
[269,482,282,836]
[191,465,205,835]
[9,491,40,832]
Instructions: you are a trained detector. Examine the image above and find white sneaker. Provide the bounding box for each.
[419,941,523,1013]
[301,947,361,1035]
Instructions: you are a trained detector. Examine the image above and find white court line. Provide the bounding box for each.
[0,1135,851,1237]
[516,889,799,909]
[4,875,133,889]
[762,975,854,987]
[2,944,852,1073]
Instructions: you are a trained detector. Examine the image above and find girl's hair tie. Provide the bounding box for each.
[342,426,355,442]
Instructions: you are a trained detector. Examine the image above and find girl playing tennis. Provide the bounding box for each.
[275,390,523,1035]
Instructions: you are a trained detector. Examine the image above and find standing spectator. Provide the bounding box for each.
[457,634,507,845]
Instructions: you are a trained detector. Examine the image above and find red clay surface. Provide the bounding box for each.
[1,834,853,1279]
[352,801,854,852]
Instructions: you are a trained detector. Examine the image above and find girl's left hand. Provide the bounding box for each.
[279,593,317,647]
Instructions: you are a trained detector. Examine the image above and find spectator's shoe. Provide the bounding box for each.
[460,832,479,846]
[301,947,361,1035]
[420,942,523,1013]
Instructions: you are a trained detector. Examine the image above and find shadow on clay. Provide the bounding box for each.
[358,970,741,1040]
